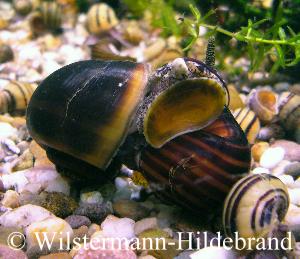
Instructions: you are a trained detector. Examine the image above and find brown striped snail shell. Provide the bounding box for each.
[29,2,62,35]
[223,173,289,249]
[278,92,300,142]
[0,81,37,115]
[233,107,260,144]
[86,3,119,35]
[139,106,250,212]
[248,88,278,124]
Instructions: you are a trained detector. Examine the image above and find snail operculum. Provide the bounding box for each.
[139,57,229,148]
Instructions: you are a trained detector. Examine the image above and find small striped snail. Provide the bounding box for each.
[86,3,119,35]
[223,173,289,250]
[26,44,251,211]
[29,1,62,35]
[278,92,300,142]
[0,81,37,115]
[233,107,260,144]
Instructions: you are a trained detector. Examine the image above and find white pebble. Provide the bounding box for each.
[190,246,236,259]
[277,175,294,188]
[260,147,285,169]
[288,188,300,206]
[0,122,17,138]
[115,177,129,190]
[0,204,54,228]
[101,215,135,239]
[271,160,292,176]
[80,191,103,204]
[251,167,270,175]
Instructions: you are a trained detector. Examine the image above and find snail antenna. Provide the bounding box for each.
[205,36,215,68]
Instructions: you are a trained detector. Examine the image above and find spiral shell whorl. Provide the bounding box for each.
[223,173,289,245]
[140,107,250,212]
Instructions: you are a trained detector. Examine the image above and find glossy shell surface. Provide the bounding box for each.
[140,107,251,212]
[223,173,289,247]
[27,60,149,170]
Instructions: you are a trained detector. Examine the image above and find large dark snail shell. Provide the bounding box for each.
[26,60,149,173]
[139,107,251,212]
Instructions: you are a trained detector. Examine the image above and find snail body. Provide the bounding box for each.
[26,57,250,210]
[0,81,37,115]
[223,173,289,249]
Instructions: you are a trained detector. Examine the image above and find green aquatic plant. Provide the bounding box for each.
[181,4,300,72]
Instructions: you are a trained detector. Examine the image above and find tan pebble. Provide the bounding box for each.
[1,190,20,208]
[251,142,269,162]
[73,225,88,240]
[34,157,55,168]
[0,226,24,246]
[39,252,71,259]
[69,242,84,258]
[12,149,34,171]
[11,117,26,128]
[25,217,73,249]
[87,223,101,238]
[134,217,158,236]
[29,140,47,159]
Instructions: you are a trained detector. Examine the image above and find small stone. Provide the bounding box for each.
[101,215,135,239]
[113,199,150,221]
[0,244,27,259]
[1,190,20,208]
[282,204,300,240]
[0,122,17,138]
[285,162,300,178]
[12,149,34,171]
[0,226,24,246]
[25,217,73,250]
[87,223,101,237]
[274,82,290,92]
[73,225,88,240]
[65,215,91,229]
[134,217,158,236]
[271,140,300,162]
[251,142,269,162]
[174,250,195,259]
[29,141,47,159]
[74,238,137,259]
[189,246,237,259]
[39,252,72,259]
[277,175,294,188]
[38,192,78,218]
[252,167,270,175]
[271,160,293,176]
[80,191,103,204]
[260,147,285,169]
[0,204,54,228]
[138,229,188,259]
[288,188,300,206]
[74,201,113,223]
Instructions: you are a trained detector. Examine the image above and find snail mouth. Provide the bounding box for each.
[143,77,228,148]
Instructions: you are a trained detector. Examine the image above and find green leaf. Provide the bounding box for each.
[278,27,286,40]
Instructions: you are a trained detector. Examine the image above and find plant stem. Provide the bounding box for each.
[201,23,298,46]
